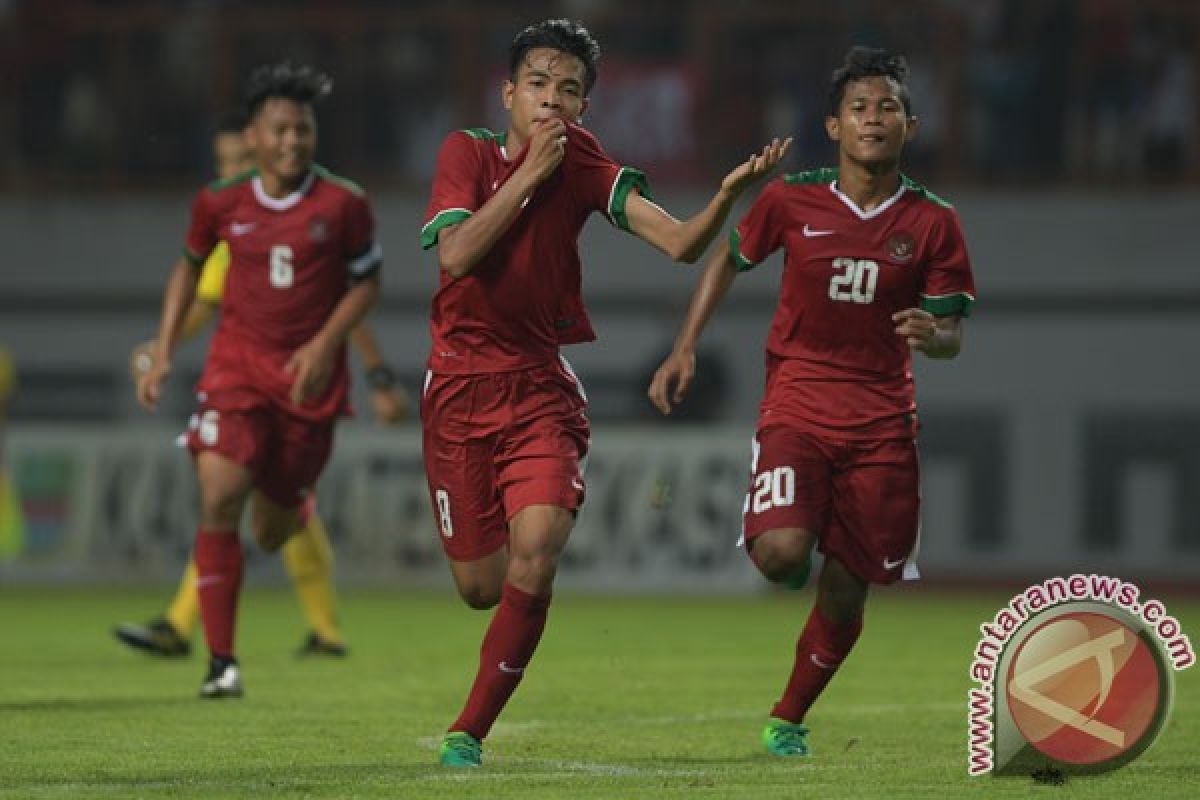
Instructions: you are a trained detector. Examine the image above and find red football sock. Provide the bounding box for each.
[450,583,551,741]
[193,529,244,661]
[771,605,863,723]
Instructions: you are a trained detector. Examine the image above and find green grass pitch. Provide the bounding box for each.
[1,586,1196,798]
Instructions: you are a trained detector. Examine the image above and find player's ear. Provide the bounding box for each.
[577,96,589,123]
[502,79,515,112]
[825,115,841,142]
[904,114,920,143]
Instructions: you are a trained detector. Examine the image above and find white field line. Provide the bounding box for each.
[418,701,961,746]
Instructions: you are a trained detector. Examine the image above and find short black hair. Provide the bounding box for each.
[829,46,912,117]
[243,61,333,118]
[214,108,248,136]
[509,19,600,95]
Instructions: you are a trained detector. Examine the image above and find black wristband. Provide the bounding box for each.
[365,364,397,391]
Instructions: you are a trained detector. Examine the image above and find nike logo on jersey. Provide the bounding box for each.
[882,556,906,570]
[230,221,257,236]
[803,224,835,237]
[498,661,525,674]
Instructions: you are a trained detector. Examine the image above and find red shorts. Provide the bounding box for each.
[184,391,335,509]
[421,358,589,561]
[742,424,919,584]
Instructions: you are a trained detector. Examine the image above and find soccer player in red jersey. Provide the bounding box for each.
[649,46,977,757]
[137,62,383,698]
[420,19,789,766]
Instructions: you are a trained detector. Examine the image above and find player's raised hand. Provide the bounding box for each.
[647,348,696,416]
[136,356,170,411]
[720,137,793,195]
[892,307,937,351]
[285,337,336,406]
[518,118,568,186]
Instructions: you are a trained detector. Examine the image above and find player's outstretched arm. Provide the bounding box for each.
[128,301,217,385]
[647,240,740,415]
[626,137,791,264]
[348,324,409,424]
[437,120,568,279]
[892,308,962,359]
[137,257,201,411]
[285,274,381,406]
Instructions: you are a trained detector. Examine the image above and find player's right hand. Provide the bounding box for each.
[647,348,696,416]
[519,118,568,186]
[136,357,170,412]
[129,339,157,382]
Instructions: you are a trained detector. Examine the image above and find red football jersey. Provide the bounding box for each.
[420,123,647,374]
[732,168,976,437]
[183,166,381,421]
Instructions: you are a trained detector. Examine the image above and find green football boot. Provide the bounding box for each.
[438,731,482,767]
[762,717,810,756]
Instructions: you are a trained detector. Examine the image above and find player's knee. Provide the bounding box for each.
[817,560,868,622]
[459,585,501,610]
[750,532,812,583]
[507,552,558,593]
[199,489,245,530]
[251,519,293,553]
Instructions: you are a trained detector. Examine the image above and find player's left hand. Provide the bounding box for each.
[720,137,793,195]
[370,386,409,425]
[893,308,938,351]
[285,337,336,406]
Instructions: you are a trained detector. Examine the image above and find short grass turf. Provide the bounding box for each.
[1,586,1196,798]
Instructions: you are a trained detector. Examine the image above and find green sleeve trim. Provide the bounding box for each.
[206,168,256,192]
[784,167,839,185]
[312,164,365,196]
[901,174,954,208]
[182,247,206,268]
[608,167,651,232]
[728,229,757,272]
[420,208,472,250]
[921,292,975,317]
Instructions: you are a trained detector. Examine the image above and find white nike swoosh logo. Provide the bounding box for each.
[803,224,834,237]
[230,222,256,235]
[498,661,525,674]
[195,575,224,588]
[810,653,836,670]
[571,478,584,492]
[882,556,906,570]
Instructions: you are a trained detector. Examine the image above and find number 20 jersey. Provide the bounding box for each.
[183,166,381,421]
[731,168,976,437]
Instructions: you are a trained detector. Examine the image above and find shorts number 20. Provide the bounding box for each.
[752,466,795,513]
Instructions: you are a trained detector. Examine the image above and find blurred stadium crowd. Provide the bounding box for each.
[2,0,1196,190]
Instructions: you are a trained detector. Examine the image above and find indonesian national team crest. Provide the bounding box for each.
[886,231,915,262]
[309,217,330,243]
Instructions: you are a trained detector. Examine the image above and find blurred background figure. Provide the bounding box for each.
[0,347,24,563]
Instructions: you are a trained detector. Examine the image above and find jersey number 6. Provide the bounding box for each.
[270,244,295,289]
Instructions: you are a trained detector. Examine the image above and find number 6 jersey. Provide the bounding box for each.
[731,168,976,438]
[182,166,382,420]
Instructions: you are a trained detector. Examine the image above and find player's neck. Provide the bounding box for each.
[258,169,310,199]
[504,126,527,159]
[835,160,902,213]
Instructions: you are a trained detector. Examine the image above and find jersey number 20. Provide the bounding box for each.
[828,257,878,304]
